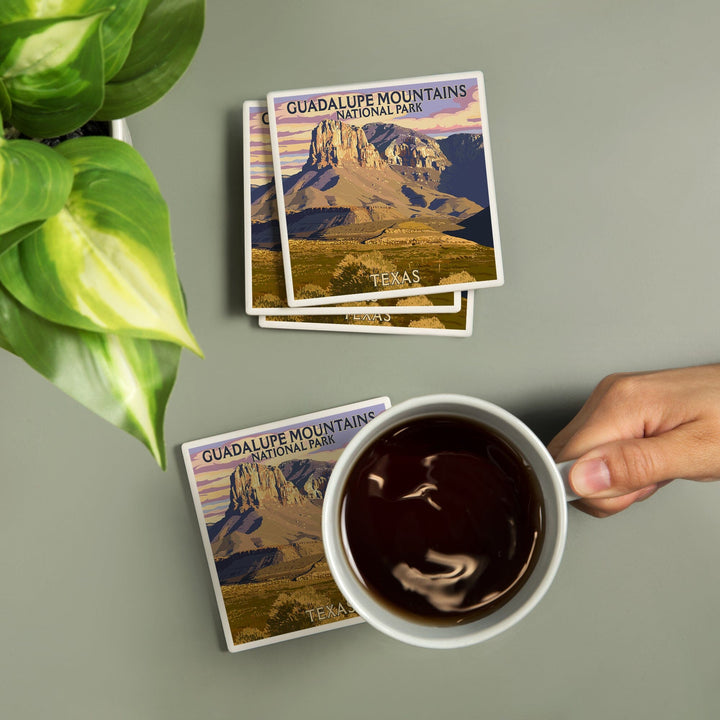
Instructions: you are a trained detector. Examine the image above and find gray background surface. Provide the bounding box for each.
[2,1,720,717]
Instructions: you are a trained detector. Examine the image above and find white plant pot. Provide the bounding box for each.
[111,119,132,145]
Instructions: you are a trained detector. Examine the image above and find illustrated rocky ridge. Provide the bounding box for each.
[251,119,493,247]
[209,458,334,584]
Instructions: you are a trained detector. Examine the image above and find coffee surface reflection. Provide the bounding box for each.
[340,416,545,625]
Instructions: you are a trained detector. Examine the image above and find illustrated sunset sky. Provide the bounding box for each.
[247,102,274,186]
[268,75,485,175]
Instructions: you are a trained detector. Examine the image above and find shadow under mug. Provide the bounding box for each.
[321,394,577,649]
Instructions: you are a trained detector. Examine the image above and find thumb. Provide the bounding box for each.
[569,430,691,499]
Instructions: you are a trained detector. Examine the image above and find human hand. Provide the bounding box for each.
[548,364,720,517]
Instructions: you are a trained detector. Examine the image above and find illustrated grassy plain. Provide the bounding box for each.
[221,558,357,645]
[252,217,496,303]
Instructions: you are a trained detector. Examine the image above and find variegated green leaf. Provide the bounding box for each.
[59,130,158,187]
[97,0,204,119]
[0,12,107,137]
[0,80,11,121]
[0,136,202,355]
[0,280,179,467]
[0,321,13,353]
[96,0,149,80]
[0,135,73,234]
[0,220,44,256]
[0,1,149,81]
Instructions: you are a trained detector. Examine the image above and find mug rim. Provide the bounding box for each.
[322,393,568,649]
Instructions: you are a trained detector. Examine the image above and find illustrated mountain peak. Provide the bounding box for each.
[227,462,304,514]
[278,458,333,499]
[305,119,384,170]
[224,458,335,515]
[210,459,335,574]
[364,122,450,171]
[264,119,489,233]
[437,132,484,163]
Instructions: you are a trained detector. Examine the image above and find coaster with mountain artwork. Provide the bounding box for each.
[244,100,461,316]
[267,71,503,307]
[259,291,474,337]
[181,397,391,651]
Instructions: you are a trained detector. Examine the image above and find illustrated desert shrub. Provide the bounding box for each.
[408,317,446,329]
[264,588,325,635]
[254,293,283,308]
[264,594,307,635]
[296,284,326,300]
[236,626,267,644]
[329,252,397,296]
[395,295,431,307]
[439,271,475,285]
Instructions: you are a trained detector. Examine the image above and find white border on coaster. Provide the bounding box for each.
[181,397,392,652]
[259,291,474,337]
[267,71,503,307]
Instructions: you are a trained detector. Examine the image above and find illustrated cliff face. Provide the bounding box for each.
[305,120,451,172]
[227,463,304,513]
[226,459,334,514]
[305,119,384,170]
[364,122,450,171]
[278,459,332,499]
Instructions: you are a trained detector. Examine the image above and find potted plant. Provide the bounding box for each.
[0,0,205,468]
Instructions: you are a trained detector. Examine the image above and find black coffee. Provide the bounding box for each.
[341,415,545,625]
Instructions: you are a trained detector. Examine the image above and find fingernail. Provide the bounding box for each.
[572,458,612,496]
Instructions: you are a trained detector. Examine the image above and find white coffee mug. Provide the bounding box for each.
[322,394,577,649]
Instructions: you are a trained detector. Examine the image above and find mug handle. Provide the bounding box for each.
[556,460,580,502]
